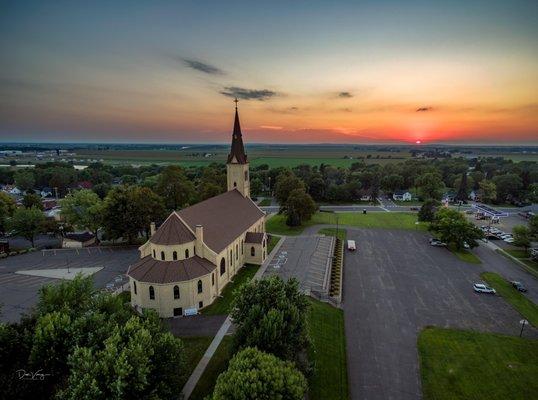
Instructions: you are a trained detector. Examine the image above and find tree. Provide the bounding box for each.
[455,172,468,202]
[529,215,538,238]
[102,186,166,243]
[9,207,45,247]
[22,192,44,210]
[198,181,224,201]
[0,192,17,234]
[415,172,444,200]
[230,276,310,363]
[14,170,35,191]
[250,177,263,196]
[478,180,496,203]
[381,174,404,194]
[284,188,317,227]
[47,166,77,196]
[493,173,523,203]
[274,174,305,205]
[211,347,307,400]
[60,190,104,239]
[512,225,531,250]
[418,199,440,222]
[429,208,483,250]
[92,183,111,199]
[155,166,195,210]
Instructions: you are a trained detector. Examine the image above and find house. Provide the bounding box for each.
[40,187,53,198]
[393,190,412,201]
[127,103,268,318]
[469,190,479,201]
[442,191,456,203]
[62,232,96,248]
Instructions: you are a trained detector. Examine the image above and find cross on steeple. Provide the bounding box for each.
[234,97,239,109]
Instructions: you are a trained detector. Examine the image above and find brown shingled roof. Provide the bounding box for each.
[245,232,265,244]
[127,255,215,283]
[177,189,265,253]
[150,212,195,245]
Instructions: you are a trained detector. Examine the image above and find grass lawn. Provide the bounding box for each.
[307,298,349,400]
[257,198,272,206]
[178,337,213,389]
[418,327,538,400]
[481,272,538,327]
[318,227,347,241]
[267,234,280,254]
[505,249,529,259]
[267,212,426,236]
[202,264,259,315]
[448,244,481,264]
[190,336,233,400]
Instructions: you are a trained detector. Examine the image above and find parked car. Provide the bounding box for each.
[473,283,496,294]
[410,206,419,211]
[347,240,356,251]
[504,238,515,243]
[429,238,447,247]
[463,242,470,249]
[510,281,527,292]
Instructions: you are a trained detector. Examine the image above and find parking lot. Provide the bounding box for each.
[343,228,538,400]
[263,235,334,295]
[0,246,139,322]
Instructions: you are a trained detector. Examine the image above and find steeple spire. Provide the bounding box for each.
[227,99,248,164]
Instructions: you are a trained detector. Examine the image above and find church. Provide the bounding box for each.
[127,104,268,317]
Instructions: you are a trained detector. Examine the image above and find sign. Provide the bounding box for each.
[184,308,198,317]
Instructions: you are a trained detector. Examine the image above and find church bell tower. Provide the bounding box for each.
[226,99,250,198]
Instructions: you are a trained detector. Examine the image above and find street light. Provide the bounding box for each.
[519,319,528,337]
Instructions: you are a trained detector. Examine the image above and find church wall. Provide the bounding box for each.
[149,241,196,262]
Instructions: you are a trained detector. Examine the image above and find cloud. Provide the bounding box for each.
[338,91,353,98]
[260,125,283,130]
[181,58,224,75]
[416,107,433,112]
[220,86,277,101]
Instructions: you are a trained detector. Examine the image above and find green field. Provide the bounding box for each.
[418,327,538,400]
[267,212,426,235]
[481,272,538,327]
[267,234,280,254]
[448,244,481,264]
[202,264,259,316]
[307,298,349,400]
[190,336,233,400]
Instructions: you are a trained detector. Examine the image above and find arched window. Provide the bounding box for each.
[245,170,248,181]
[230,250,233,265]
[133,281,137,295]
[241,240,244,254]
[149,286,155,300]
[212,273,215,286]
[235,244,238,259]
[197,280,203,293]
[234,181,237,187]
[153,250,156,258]
[185,249,189,258]
[161,251,165,261]
[220,258,226,275]
[173,251,178,260]
[251,246,255,257]
[174,285,180,299]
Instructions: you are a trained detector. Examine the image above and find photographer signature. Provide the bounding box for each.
[16,369,51,381]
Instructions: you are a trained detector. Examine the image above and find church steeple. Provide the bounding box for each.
[226,99,250,197]
[227,99,248,164]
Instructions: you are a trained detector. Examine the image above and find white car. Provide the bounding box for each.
[504,238,515,243]
[500,234,513,240]
[473,283,496,294]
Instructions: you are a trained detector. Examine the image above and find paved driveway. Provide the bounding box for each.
[343,229,538,400]
[0,247,139,322]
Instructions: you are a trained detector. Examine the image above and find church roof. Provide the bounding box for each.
[150,212,195,245]
[127,255,215,283]
[245,232,265,244]
[226,106,248,164]
[177,189,265,253]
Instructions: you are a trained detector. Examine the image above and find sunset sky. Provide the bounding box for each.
[1,0,537,144]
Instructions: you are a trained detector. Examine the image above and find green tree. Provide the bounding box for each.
[22,192,44,210]
[14,170,35,191]
[415,172,444,200]
[60,190,104,239]
[198,181,224,201]
[92,183,111,199]
[493,173,523,203]
[230,276,310,363]
[381,174,404,193]
[429,208,483,250]
[529,215,538,238]
[418,199,440,222]
[102,186,166,243]
[274,173,305,205]
[455,172,468,202]
[250,177,263,196]
[9,207,45,247]
[156,166,195,209]
[512,225,531,250]
[0,192,17,234]
[211,347,307,400]
[478,180,496,203]
[47,166,77,196]
[284,188,317,227]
